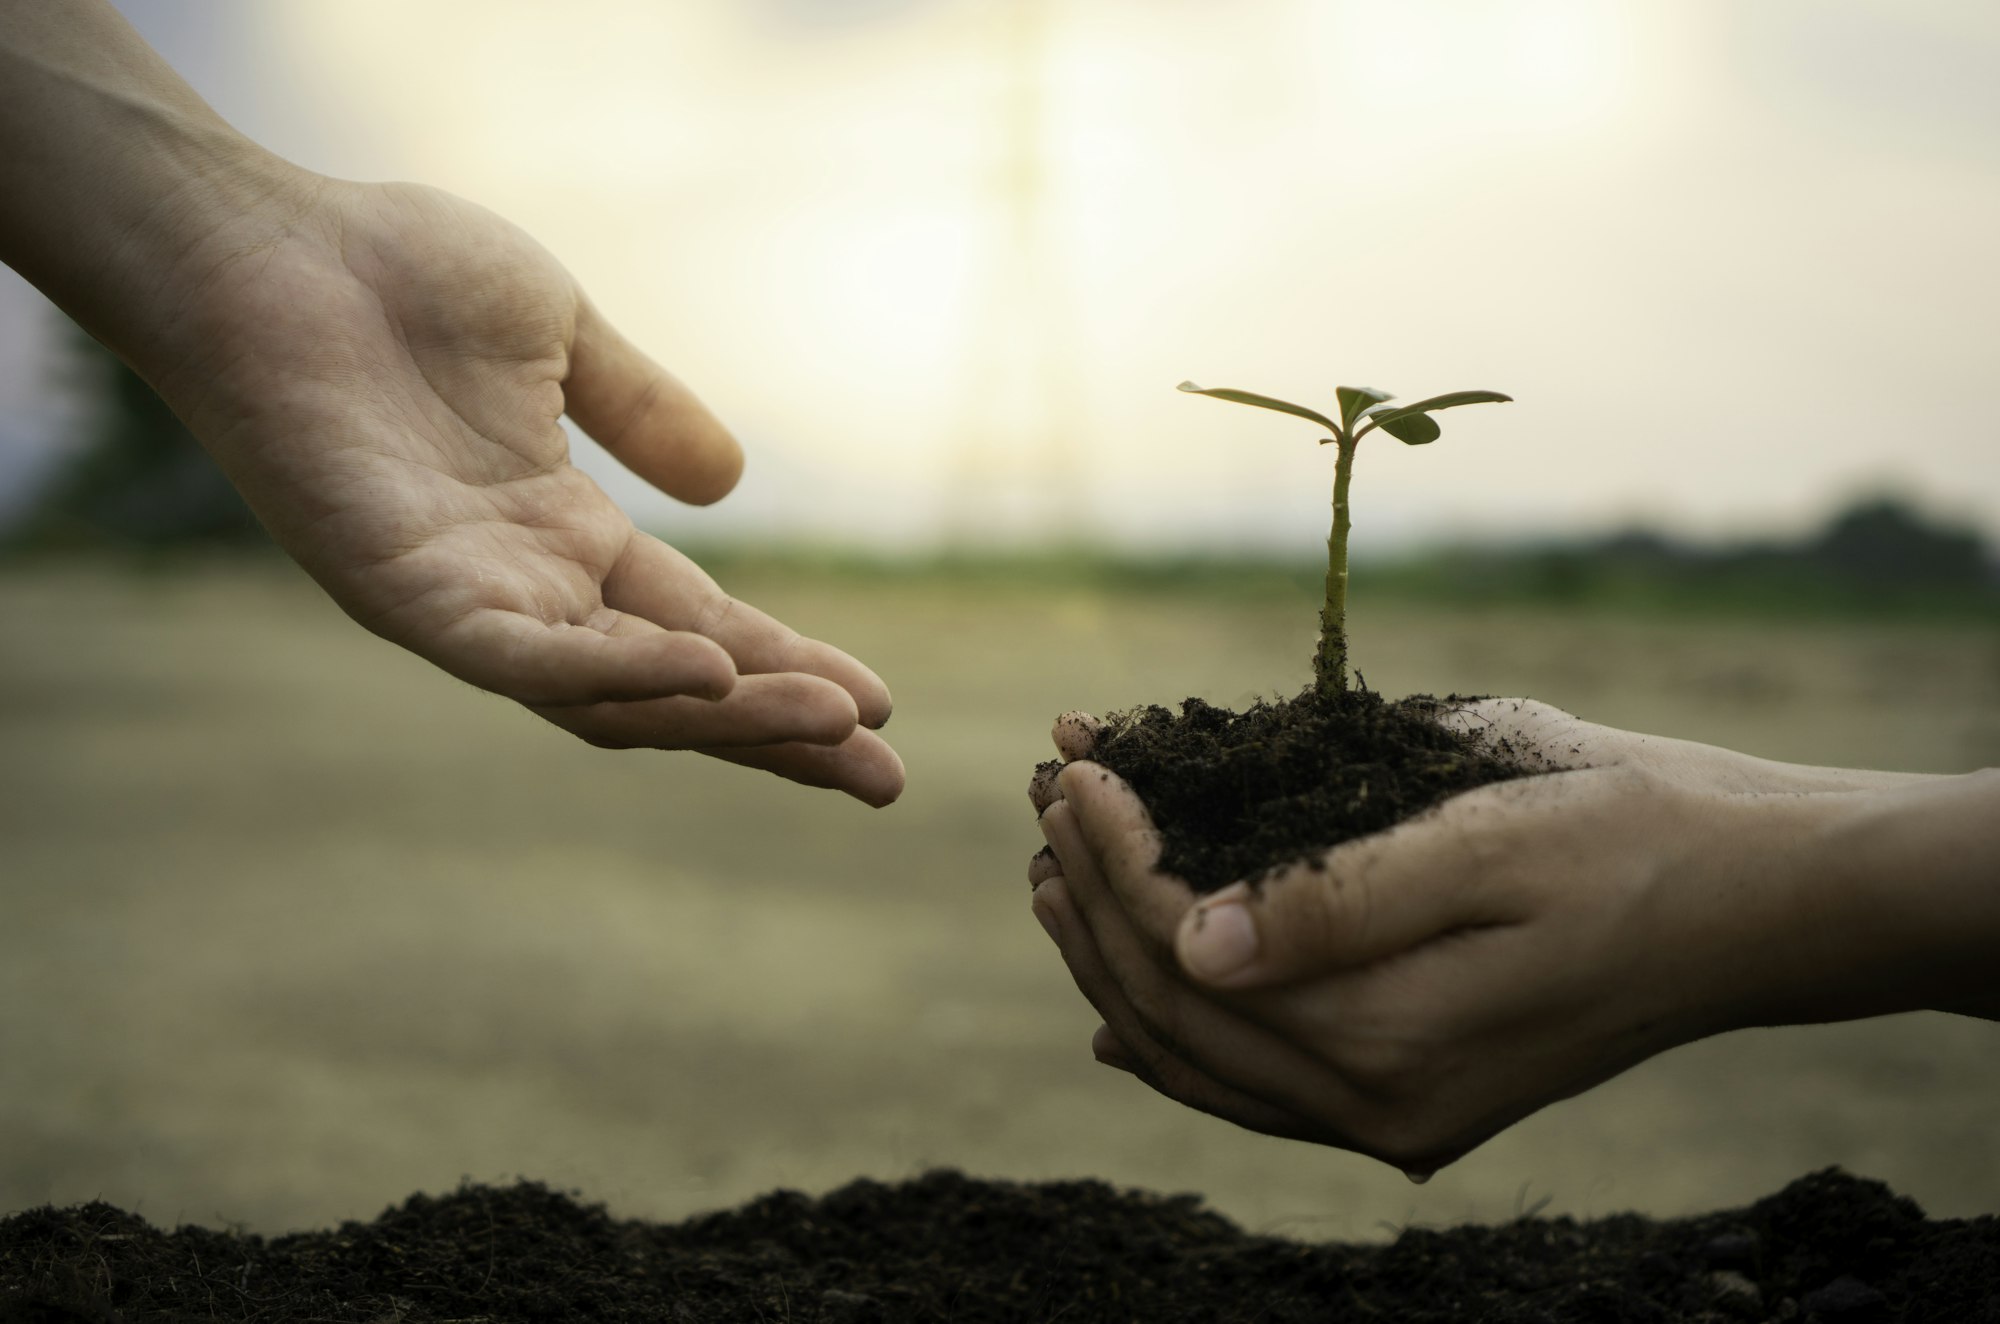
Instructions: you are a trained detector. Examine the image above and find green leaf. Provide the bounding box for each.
[1178,381,1339,435]
[1377,412,1441,444]
[1335,386,1393,432]
[1356,390,1511,442]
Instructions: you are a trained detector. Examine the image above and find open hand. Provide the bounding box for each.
[140,176,901,803]
[1026,700,1960,1172]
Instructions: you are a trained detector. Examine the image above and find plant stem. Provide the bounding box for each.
[1317,433,1354,693]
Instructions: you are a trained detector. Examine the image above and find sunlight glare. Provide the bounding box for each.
[248,0,2000,549]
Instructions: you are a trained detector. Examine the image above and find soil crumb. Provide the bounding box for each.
[1087,683,1539,892]
[4,1169,1993,1323]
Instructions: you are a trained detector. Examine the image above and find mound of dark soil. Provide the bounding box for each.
[3,1169,1994,1323]
[1075,683,1541,892]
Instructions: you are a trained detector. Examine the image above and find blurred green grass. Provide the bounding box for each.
[1,556,1996,1239]
[676,537,2000,622]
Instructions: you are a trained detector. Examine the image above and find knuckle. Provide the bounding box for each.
[1318,869,1371,951]
[1417,804,1513,881]
[1268,864,1369,963]
[1603,760,1674,801]
[692,590,739,641]
[1504,697,1572,725]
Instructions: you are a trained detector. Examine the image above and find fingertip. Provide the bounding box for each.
[566,298,744,506]
[790,639,893,730]
[1051,711,1102,762]
[644,421,742,508]
[793,678,864,747]
[694,726,901,803]
[565,629,742,706]
[816,726,903,806]
[1027,844,1062,887]
[1028,759,1064,814]
[1031,874,1072,924]
[678,431,744,507]
[854,741,906,807]
[856,690,893,731]
[1090,1023,1137,1072]
[1030,879,1061,942]
[843,663,892,730]
[463,613,746,708]
[675,634,740,701]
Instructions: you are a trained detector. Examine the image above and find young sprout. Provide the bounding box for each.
[1177,379,1511,694]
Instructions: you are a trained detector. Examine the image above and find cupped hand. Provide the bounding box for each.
[142,175,900,804]
[1024,700,1926,1171]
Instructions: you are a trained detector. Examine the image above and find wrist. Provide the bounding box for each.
[0,6,328,381]
[49,119,328,380]
[1706,772,2000,1029]
[118,145,335,403]
[1813,770,2000,1021]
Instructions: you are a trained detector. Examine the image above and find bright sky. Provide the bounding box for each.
[2,0,1997,553]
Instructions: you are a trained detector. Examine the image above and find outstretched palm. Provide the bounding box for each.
[154,179,900,803]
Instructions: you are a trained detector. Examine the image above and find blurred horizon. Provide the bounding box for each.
[4,0,1999,556]
[13,319,1995,619]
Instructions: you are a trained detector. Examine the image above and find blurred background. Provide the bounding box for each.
[2,0,1997,1240]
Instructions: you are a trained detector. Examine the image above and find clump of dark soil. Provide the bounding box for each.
[1078,682,1542,892]
[4,1168,1994,1323]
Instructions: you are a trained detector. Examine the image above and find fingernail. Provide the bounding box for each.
[1182,899,1258,981]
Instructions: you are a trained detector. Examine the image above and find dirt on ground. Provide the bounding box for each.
[4,1167,1995,1323]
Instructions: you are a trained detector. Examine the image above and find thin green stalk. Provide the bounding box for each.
[1177,378,1509,695]
[1317,432,1354,693]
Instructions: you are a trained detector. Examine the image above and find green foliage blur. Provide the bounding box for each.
[690,497,1998,622]
[1368,497,1997,619]
[5,318,1991,620]
[5,319,264,552]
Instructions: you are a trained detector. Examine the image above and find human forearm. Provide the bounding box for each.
[1,6,905,797]
[0,2,315,369]
[1783,769,2000,1024]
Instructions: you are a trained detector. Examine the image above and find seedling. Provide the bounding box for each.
[1177,379,1511,694]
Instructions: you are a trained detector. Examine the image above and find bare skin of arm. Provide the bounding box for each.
[0,3,902,805]
[1026,700,1999,1173]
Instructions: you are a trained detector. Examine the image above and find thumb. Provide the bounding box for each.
[564,295,744,505]
[1173,825,1478,989]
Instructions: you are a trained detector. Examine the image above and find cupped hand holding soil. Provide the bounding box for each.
[1027,700,2000,1175]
